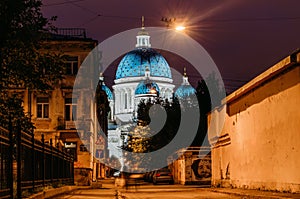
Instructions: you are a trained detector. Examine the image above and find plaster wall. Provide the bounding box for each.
[209,61,300,192]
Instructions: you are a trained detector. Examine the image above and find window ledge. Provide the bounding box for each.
[34,118,52,121]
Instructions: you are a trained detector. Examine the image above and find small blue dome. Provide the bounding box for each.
[101,85,114,100]
[175,85,196,99]
[135,81,160,96]
[116,48,172,80]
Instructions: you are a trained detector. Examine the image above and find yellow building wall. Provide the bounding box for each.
[209,55,300,192]
[22,39,100,185]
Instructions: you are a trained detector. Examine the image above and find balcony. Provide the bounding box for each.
[65,121,76,129]
[57,117,93,130]
[57,117,77,130]
[49,28,87,39]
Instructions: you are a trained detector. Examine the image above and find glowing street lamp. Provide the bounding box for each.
[175,25,186,31]
[161,17,186,32]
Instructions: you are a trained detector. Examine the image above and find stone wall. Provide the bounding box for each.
[169,147,211,185]
[208,51,300,192]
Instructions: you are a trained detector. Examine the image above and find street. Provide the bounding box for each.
[117,184,240,199]
[51,182,240,199]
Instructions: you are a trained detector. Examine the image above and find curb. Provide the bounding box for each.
[27,186,91,199]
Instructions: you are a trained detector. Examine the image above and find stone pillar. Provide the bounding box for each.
[97,163,101,179]
[101,164,105,178]
[92,162,97,182]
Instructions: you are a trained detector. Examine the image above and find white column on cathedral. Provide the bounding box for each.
[114,91,118,114]
[120,89,124,113]
[110,101,114,121]
[130,88,134,110]
[126,88,131,111]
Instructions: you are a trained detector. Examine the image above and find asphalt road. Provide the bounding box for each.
[51,183,240,199]
[119,185,241,199]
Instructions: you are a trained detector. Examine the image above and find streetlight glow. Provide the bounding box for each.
[175,25,186,31]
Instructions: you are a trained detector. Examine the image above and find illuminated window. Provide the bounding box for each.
[37,97,49,118]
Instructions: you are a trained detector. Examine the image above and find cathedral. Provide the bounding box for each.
[100,20,196,166]
[101,21,195,125]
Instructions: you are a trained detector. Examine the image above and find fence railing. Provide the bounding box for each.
[0,124,74,199]
[0,126,11,199]
[51,28,87,39]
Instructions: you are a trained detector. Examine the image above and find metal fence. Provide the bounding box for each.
[51,28,87,39]
[0,124,74,199]
[0,126,11,198]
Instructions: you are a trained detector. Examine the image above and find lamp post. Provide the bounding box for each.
[161,17,186,32]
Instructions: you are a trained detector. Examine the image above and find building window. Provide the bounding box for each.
[37,97,49,118]
[65,98,77,121]
[65,142,77,161]
[64,56,78,75]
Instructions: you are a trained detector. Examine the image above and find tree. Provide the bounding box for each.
[192,79,210,146]
[123,96,181,153]
[0,0,64,131]
[192,73,226,146]
[96,81,110,136]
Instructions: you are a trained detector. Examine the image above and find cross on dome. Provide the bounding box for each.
[136,16,151,48]
[142,16,145,29]
[174,67,196,99]
[182,67,190,85]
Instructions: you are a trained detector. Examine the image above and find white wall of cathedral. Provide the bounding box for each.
[113,78,175,116]
[107,129,124,168]
[156,82,175,100]
[108,100,114,121]
[113,82,138,115]
[136,35,151,48]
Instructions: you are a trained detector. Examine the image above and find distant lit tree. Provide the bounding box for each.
[123,96,181,154]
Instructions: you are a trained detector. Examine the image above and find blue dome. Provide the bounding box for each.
[101,85,113,100]
[116,48,172,79]
[135,81,160,96]
[175,85,196,99]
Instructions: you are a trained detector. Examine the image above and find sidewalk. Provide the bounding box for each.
[209,187,300,199]
[116,182,300,199]
[111,178,300,199]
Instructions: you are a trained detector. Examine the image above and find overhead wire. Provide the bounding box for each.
[42,0,298,93]
[43,0,300,24]
[42,0,85,7]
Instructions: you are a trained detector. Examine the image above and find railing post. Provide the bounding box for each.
[50,138,53,184]
[41,134,45,187]
[71,155,74,185]
[32,132,35,191]
[16,122,21,199]
[8,115,14,198]
[61,149,66,184]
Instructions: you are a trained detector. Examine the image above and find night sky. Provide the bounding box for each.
[42,0,300,93]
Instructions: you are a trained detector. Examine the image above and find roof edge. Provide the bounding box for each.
[224,49,300,104]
